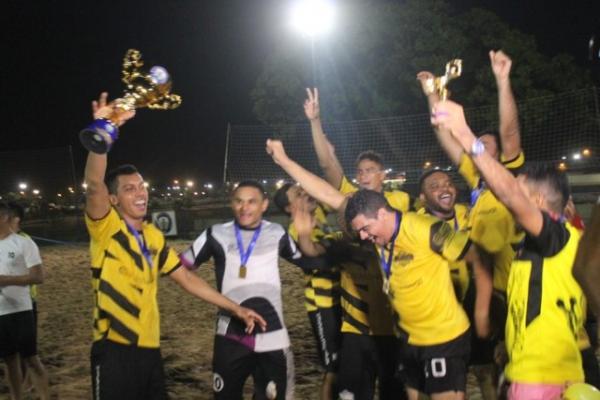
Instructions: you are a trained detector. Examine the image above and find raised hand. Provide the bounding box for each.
[265,139,289,166]
[489,50,512,83]
[430,101,473,145]
[303,87,320,121]
[290,195,316,237]
[235,306,267,334]
[91,92,135,127]
[416,71,436,97]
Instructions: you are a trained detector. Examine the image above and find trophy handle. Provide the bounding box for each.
[79,119,119,154]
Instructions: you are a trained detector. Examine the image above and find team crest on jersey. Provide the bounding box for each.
[213,373,224,392]
[393,252,413,267]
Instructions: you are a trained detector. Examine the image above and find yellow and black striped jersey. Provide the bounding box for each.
[339,176,411,212]
[459,152,525,292]
[385,212,471,345]
[320,232,395,336]
[505,214,584,384]
[288,206,340,312]
[85,207,181,348]
[417,204,470,301]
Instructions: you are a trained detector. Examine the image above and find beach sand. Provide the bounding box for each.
[0,242,509,399]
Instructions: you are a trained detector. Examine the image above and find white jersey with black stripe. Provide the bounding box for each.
[180,219,301,352]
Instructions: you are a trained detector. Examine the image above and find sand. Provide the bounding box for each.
[0,242,513,399]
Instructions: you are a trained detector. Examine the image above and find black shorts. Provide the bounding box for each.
[213,335,291,400]
[0,310,37,358]
[307,305,341,372]
[337,333,405,400]
[90,340,167,400]
[398,330,470,395]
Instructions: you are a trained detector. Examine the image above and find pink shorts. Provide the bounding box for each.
[508,382,564,400]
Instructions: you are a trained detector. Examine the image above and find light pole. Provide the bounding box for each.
[290,0,335,86]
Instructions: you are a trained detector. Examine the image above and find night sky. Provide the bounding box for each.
[1,0,599,191]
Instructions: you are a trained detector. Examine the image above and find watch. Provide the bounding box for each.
[470,138,485,157]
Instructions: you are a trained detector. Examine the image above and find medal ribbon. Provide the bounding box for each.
[235,222,262,269]
[380,212,401,279]
[126,222,153,269]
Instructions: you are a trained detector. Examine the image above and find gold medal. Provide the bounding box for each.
[239,265,247,278]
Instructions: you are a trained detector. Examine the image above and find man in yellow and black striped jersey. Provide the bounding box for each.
[303,88,413,214]
[290,196,404,400]
[273,183,341,400]
[265,139,492,400]
[84,93,265,400]
[433,99,588,399]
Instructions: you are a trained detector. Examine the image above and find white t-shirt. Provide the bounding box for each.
[0,233,42,316]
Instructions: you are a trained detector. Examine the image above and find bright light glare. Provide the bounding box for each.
[18,182,28,190]
[573,153,582,161]
[290,0,335,38]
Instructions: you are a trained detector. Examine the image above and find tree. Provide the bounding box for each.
[251,0,591,129]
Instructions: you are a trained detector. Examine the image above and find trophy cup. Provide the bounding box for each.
[423,59,462,100]
[79,49,182,154]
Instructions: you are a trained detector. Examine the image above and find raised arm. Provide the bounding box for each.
[266,139,347,211]
[573,201,600,317]
[84,93,135,219]
[416,72,464,165]
[490,50,521,160]
[304,88,345,188]
[431,100,543,236]
[290,197,327,257]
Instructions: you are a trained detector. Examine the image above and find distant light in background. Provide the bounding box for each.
[572,152,582,161]
[276,179,285,189]
[290,0,335,38]
[82,182,88,190]
[582,148,591,157]
[143,182,150,188]
[173,179,179,185]
[423,161,432,169]
[186,180,194,188]
[68,187,74,193]
[204,183,213,190]
[32,189,40,195]
[18,182,28,190]
[558,162,567,171]
[561,155,567,160]
[57,193,63,198]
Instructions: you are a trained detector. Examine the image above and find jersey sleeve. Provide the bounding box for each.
[179,228,215,269]
[501,151,525,175]
[85,207,121,242]
[339,176,358,195]
[524,212,571,258]
[158,244,182,276]
[458,153,480,189]
[429,219,472,262]
[22,237,42,268]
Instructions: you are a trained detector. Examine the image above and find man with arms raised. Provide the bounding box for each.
[432,99,586,399]
[179,181,305,400]
[304,88,412,212]
[84,93,264,400]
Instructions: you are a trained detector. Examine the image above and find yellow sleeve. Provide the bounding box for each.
[339,176,358,195]
[501,151,525,171]
[158,245,182,275]
[458,153,480,189]
[85,207,121,242]
[428,218,471,262]
[384,190,411,212]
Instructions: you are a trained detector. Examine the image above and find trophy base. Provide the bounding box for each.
[79,119,119,154]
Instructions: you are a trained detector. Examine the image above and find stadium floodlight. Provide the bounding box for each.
[186,180,194,188]
[18,182,28,190]
[290,0,335,38]
[572,152,582,161]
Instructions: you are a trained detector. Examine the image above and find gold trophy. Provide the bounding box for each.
[423,59,462,100]
[80,49,182,153]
